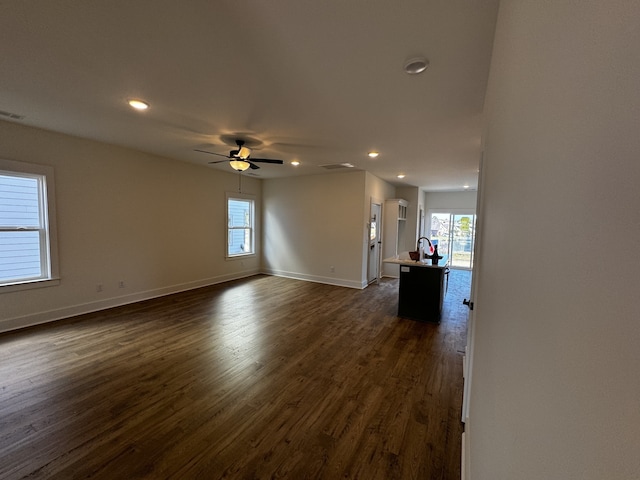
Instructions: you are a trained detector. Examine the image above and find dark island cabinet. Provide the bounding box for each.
[398,263,447,323]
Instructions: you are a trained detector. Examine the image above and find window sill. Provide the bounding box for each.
[226,253,256,261]
[0,278,61,293]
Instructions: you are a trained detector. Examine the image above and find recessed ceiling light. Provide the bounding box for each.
[397,174,406,179]
[403,57,429,75]
[291,160,300,166]
[368,151,379,158]
[463,184,470,189]
[128,99,149,110]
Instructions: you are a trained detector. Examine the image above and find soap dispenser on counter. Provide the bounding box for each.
[430,244,440,265]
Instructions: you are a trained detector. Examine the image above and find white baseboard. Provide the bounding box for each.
[462,432,466,480]
[261,268,365,289]
[2,268,369,334]
[0,270,259,334]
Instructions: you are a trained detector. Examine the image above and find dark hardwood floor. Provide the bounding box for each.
[0,270,471,479]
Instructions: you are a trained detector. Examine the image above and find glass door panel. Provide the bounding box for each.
[451,214,475,269]
[429,213,451,257]
[429,212,476,269]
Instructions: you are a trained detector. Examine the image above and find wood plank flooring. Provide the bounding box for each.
[0,271,471,479]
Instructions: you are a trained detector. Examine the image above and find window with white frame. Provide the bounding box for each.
[227,194,255,257]
[0,159,59,290]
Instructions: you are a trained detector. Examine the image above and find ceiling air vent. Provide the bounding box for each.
[0,109,25,120]
[320,163,355,170]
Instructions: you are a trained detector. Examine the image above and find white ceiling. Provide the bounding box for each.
[0,0,499,191]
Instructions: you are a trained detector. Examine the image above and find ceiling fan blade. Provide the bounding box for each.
[248,158,284,164]
[194,149,230,158]
[248,162,260,170]
[207,160,229,165]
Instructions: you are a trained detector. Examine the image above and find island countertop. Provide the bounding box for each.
[383,254,449,269]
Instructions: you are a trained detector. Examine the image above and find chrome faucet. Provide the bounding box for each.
[416,237,434,259]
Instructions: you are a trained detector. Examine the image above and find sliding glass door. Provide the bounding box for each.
[428,212,476,269]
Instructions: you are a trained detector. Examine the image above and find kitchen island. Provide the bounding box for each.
[383,255,449,323]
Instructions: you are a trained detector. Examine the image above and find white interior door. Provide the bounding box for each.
[462,155,485,423]
[461,153,485,480]
[368,202,382,284]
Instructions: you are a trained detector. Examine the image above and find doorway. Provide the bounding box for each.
[368,202,382,284]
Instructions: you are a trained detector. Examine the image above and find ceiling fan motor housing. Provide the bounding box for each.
[195,137,284,169]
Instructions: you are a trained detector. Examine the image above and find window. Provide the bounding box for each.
[0,159,59,291]
[227,194,255,257]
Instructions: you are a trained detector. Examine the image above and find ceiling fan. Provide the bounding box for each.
[195,140,284,171]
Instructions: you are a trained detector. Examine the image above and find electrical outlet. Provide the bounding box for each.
[330,266,335,273]
[96,284,103,293]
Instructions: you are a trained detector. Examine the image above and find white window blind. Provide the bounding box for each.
[0,159,58,290]
[227,196,254,257]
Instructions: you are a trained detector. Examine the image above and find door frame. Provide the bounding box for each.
[368,199,383,285]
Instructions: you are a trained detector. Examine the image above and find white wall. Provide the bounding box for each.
[1,122,398,330]
[469,1,640,479]
[0,121,261,332]
[262,171,368,288]
[364,172,397,282]
[424,191,477,211]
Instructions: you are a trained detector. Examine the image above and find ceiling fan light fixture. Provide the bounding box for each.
[403,57,429,75]
[229,160,251,171]
[237,146,252,159]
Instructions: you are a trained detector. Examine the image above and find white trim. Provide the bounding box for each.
[368,197,383,285]
[0,158,59,290]
[262,268,365,289]
[461,152,484,426]
[225,253,257,262]
[0,268,367,333]
[462,432,467,480]
[0,277,60,293]
[226,192,256,258]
